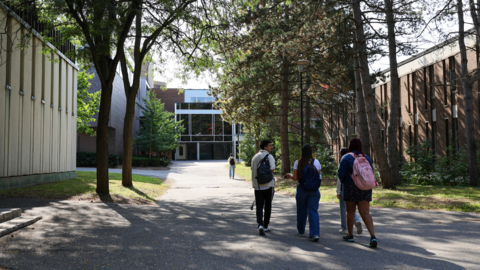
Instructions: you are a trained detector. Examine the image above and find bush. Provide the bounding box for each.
[125,156,170,167]
[77,152,118,168]
[239,133,257,166]
[437,145,469,186]
[315,145,337,178]
[401,139,437,185]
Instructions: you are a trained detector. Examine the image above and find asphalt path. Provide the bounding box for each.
[1,161,479,269]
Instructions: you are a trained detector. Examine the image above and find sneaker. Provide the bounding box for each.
[339,229,348,235]
[309,235,319,242]
[264,227,271,232]
[370,236,378,248]
[297,230,305,237]
[355,221,363,235]
[259,226,265,236]
[343,235,354,242]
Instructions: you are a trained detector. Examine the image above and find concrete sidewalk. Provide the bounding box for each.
[1,161,479,269]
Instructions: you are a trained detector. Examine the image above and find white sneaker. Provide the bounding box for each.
[297,230,305,237]
[339,229,348,235]
[355,221,363,235]
[259,226,265,236]
[264,227,271,232]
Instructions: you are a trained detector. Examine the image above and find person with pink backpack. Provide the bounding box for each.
[338,138,377,248]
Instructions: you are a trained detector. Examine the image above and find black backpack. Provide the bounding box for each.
[300,159,321,191]
[256,154,273,184]
[229,157,235,165]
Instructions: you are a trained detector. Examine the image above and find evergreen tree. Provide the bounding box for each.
[134,90,184,158]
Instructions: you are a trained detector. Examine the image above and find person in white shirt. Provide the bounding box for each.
[285,144,322,242]
[337,147,362,235]
[250,140,276,236]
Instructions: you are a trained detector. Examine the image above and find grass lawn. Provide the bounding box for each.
[0,171,169,205]
[233,163,480,213]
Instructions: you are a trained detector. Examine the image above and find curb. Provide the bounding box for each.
[0,216,42,238]
[0,208,21,223]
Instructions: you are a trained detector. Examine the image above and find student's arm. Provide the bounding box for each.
[268,155,275,173]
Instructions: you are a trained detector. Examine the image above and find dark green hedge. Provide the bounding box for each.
[77,152,118,167]
[118,156,170,167]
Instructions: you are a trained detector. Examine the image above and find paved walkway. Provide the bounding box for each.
[1,161,479,269]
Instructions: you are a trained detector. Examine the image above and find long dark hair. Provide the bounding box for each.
[297,144,313,182]
[348,138,364,156]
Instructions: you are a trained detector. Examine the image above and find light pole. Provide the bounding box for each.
[296,59,309,147]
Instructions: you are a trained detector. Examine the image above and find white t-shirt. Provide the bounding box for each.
[293,159,321,171]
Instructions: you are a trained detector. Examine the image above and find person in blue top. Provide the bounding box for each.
[338,138,377,248]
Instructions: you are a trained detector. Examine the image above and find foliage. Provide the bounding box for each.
[314,145,337,177]
[239,133,257,166]
[401,140,437,185]
[134,90,184,156]
[76,70,100,136]
[77,152,118,168]
[437,144,470,186]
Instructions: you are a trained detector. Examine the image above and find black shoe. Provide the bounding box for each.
[370,236,378,248]
[343,235,354,242]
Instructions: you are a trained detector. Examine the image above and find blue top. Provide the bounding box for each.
[338,151,374,186]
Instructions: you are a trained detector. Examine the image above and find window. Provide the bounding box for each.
[443,60,447,105]
[214,114,223,135]
[179,114,189,135]
[449,56,456,93]
[445,119,449,156]
[424,67,428,110]
[429,65,435,98]
[413,72,417,103]
[432,121,437,155]
[179,146,184,156]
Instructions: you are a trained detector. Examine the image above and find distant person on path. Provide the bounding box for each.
[285,144,322,242]
[228,153,236,179]
[337,147,362,235]
[338,138,377,248]
[251,140,275,236]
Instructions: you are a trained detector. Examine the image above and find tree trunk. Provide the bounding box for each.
[384,0,401,186]
[354,57,371,157]
[121,90,137,187]
[305,73,312,145]
[457,0,479,187]
[353,0,395,189]
[280,59,291,174]
[96,82,113,194]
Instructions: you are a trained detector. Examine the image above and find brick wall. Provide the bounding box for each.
[153,88,185,113]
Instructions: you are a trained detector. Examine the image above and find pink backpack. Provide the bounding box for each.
[348,153,378,190]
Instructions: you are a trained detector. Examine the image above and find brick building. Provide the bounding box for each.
[324,32,480,162]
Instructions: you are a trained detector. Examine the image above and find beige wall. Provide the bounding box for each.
[0,7,78,178]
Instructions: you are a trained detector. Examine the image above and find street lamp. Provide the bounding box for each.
[295,59,309,147]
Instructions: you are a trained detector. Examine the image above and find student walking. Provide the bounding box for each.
[251,140,276,236]
[228,153,236,179]
[338,138,377,248]
[337,148,362,235]
[286,144,322,242]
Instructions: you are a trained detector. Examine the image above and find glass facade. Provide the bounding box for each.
[184,89,214,103]
[177,114,233,142]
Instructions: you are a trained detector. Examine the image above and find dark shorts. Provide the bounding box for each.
[343,183,372,202]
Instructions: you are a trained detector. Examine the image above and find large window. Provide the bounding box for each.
[184,89,214,103]
[215,115,223,135]
[179,114,189,135]
[192,114,213,135]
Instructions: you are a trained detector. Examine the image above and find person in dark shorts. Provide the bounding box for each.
[338,138,377,248]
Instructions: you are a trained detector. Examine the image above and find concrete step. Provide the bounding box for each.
[0,216,42,238]
[0,208,21,223]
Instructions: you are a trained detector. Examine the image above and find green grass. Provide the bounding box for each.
[0,171,169,205]
[233,163,480,213]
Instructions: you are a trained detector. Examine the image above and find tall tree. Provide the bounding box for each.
[352,0,395,188]
[134,90,184,158]
[456,0,479,186]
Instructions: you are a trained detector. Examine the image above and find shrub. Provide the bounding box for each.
[437,144,469,186]
[315,145,337,178]
[402,139,437,185]
[239,133,257,166]
[130,156,170,167]
[77,152,118,168]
